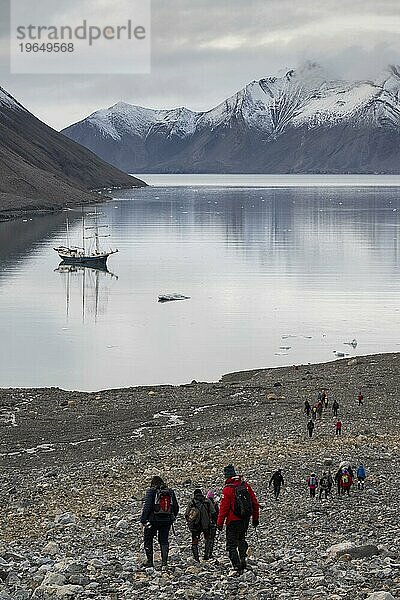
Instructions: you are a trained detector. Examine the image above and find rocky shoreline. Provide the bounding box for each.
[0,352,399,599]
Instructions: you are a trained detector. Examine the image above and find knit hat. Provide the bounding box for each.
[194,488,203,496]
[224,464,236,479]
[206,490,215,499]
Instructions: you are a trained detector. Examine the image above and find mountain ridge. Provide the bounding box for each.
[62,63,400,174]
[0,85,146,218]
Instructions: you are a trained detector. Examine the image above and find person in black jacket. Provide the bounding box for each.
[185,488,216,562]
[140,475,179,569]
[269,469,284,500]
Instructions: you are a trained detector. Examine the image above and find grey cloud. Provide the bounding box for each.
[0,0,399,129]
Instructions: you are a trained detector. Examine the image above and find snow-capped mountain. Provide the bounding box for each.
[62,63,400,173]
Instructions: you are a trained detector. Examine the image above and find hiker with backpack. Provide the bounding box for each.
[356,464,366,489]
[185,488,216,562]
[269,468,284,500]
[307,472,318,498]
[318,472,330,500]
[206,490,219,559]
[217,464,259,577]
[332,399,339,417]
[339,469,353,496]
[140,475,179,569]
[307,419,315,438]
[335,419,342,436]
[304,400,311,417]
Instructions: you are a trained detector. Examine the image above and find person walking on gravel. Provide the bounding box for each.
[185,488,216,562]
[356,464,366,489]
[318,472,329,500]
[206,490,219,559]
[269,468,285,500]
[357,391,364,406]
[332,399,339,417]
[335,419,342,436]
[140,475,179,569]
[217,464,259,577]
[307,419,315,438]
[339,469,353,496]
[307,472,318,498]
[304,400,311,417]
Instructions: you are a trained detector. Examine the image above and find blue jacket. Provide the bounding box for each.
[140,486,179,525]
[357,466,366,478]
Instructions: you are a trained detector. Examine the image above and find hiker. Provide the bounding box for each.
[339,468,353,496]
[307,472,318,498]
[335,419,342,436]
[327,469,334,495]
[356,464,366,489]
[269,469,284,500]
[304,400,311,417]
[316,400,323,418]
[140,475,179,569]
[332,399,339,417]
[311,406,317,421]
[307,419,315,438]
[185,488,216,562]
[206,490,219,558]
[358,391,364,406]
[319,472,329,500]
[217,464,259,576]
[334,468,342,495]
[322,389,328,409]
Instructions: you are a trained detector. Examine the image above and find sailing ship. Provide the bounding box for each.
[54,209,118,268]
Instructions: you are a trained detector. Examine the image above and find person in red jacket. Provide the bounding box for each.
[217,464,259,576]
[335,419,342,436]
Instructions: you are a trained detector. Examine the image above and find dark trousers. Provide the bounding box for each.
[273,484,281,499]
[226,520,249,570]
[143,522,171,552]
[308,429,313,438]
[319,488,328,500]
[309,487,316,498]
[336,428,341,435]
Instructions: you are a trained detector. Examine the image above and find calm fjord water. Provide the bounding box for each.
[1,176,400,391]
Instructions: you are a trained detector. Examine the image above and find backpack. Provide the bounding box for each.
[230,482,253,520]
[320,476,328,489]
[153,486,173,518]
[341,473,350,486]
[186,499,212,532]
[309,475,316,487]
[186,504,201,531]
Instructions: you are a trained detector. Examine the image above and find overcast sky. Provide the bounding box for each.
[1,0,399,130]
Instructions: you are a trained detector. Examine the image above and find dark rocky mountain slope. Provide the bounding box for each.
[0,86,145,217]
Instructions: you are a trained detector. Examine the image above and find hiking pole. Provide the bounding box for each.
[172,522,177,536]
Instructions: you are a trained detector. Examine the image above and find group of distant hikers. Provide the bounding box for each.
[304,388,364,438]
[307,462,366,499]
[140,459,367,575]
[140,465,259,576]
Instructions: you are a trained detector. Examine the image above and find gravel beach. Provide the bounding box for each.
[0,352,399,599]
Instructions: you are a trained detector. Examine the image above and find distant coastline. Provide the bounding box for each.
[133,173,400,187]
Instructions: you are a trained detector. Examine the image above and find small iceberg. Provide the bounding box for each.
[158,293,191,303]
[344,338,358,348]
